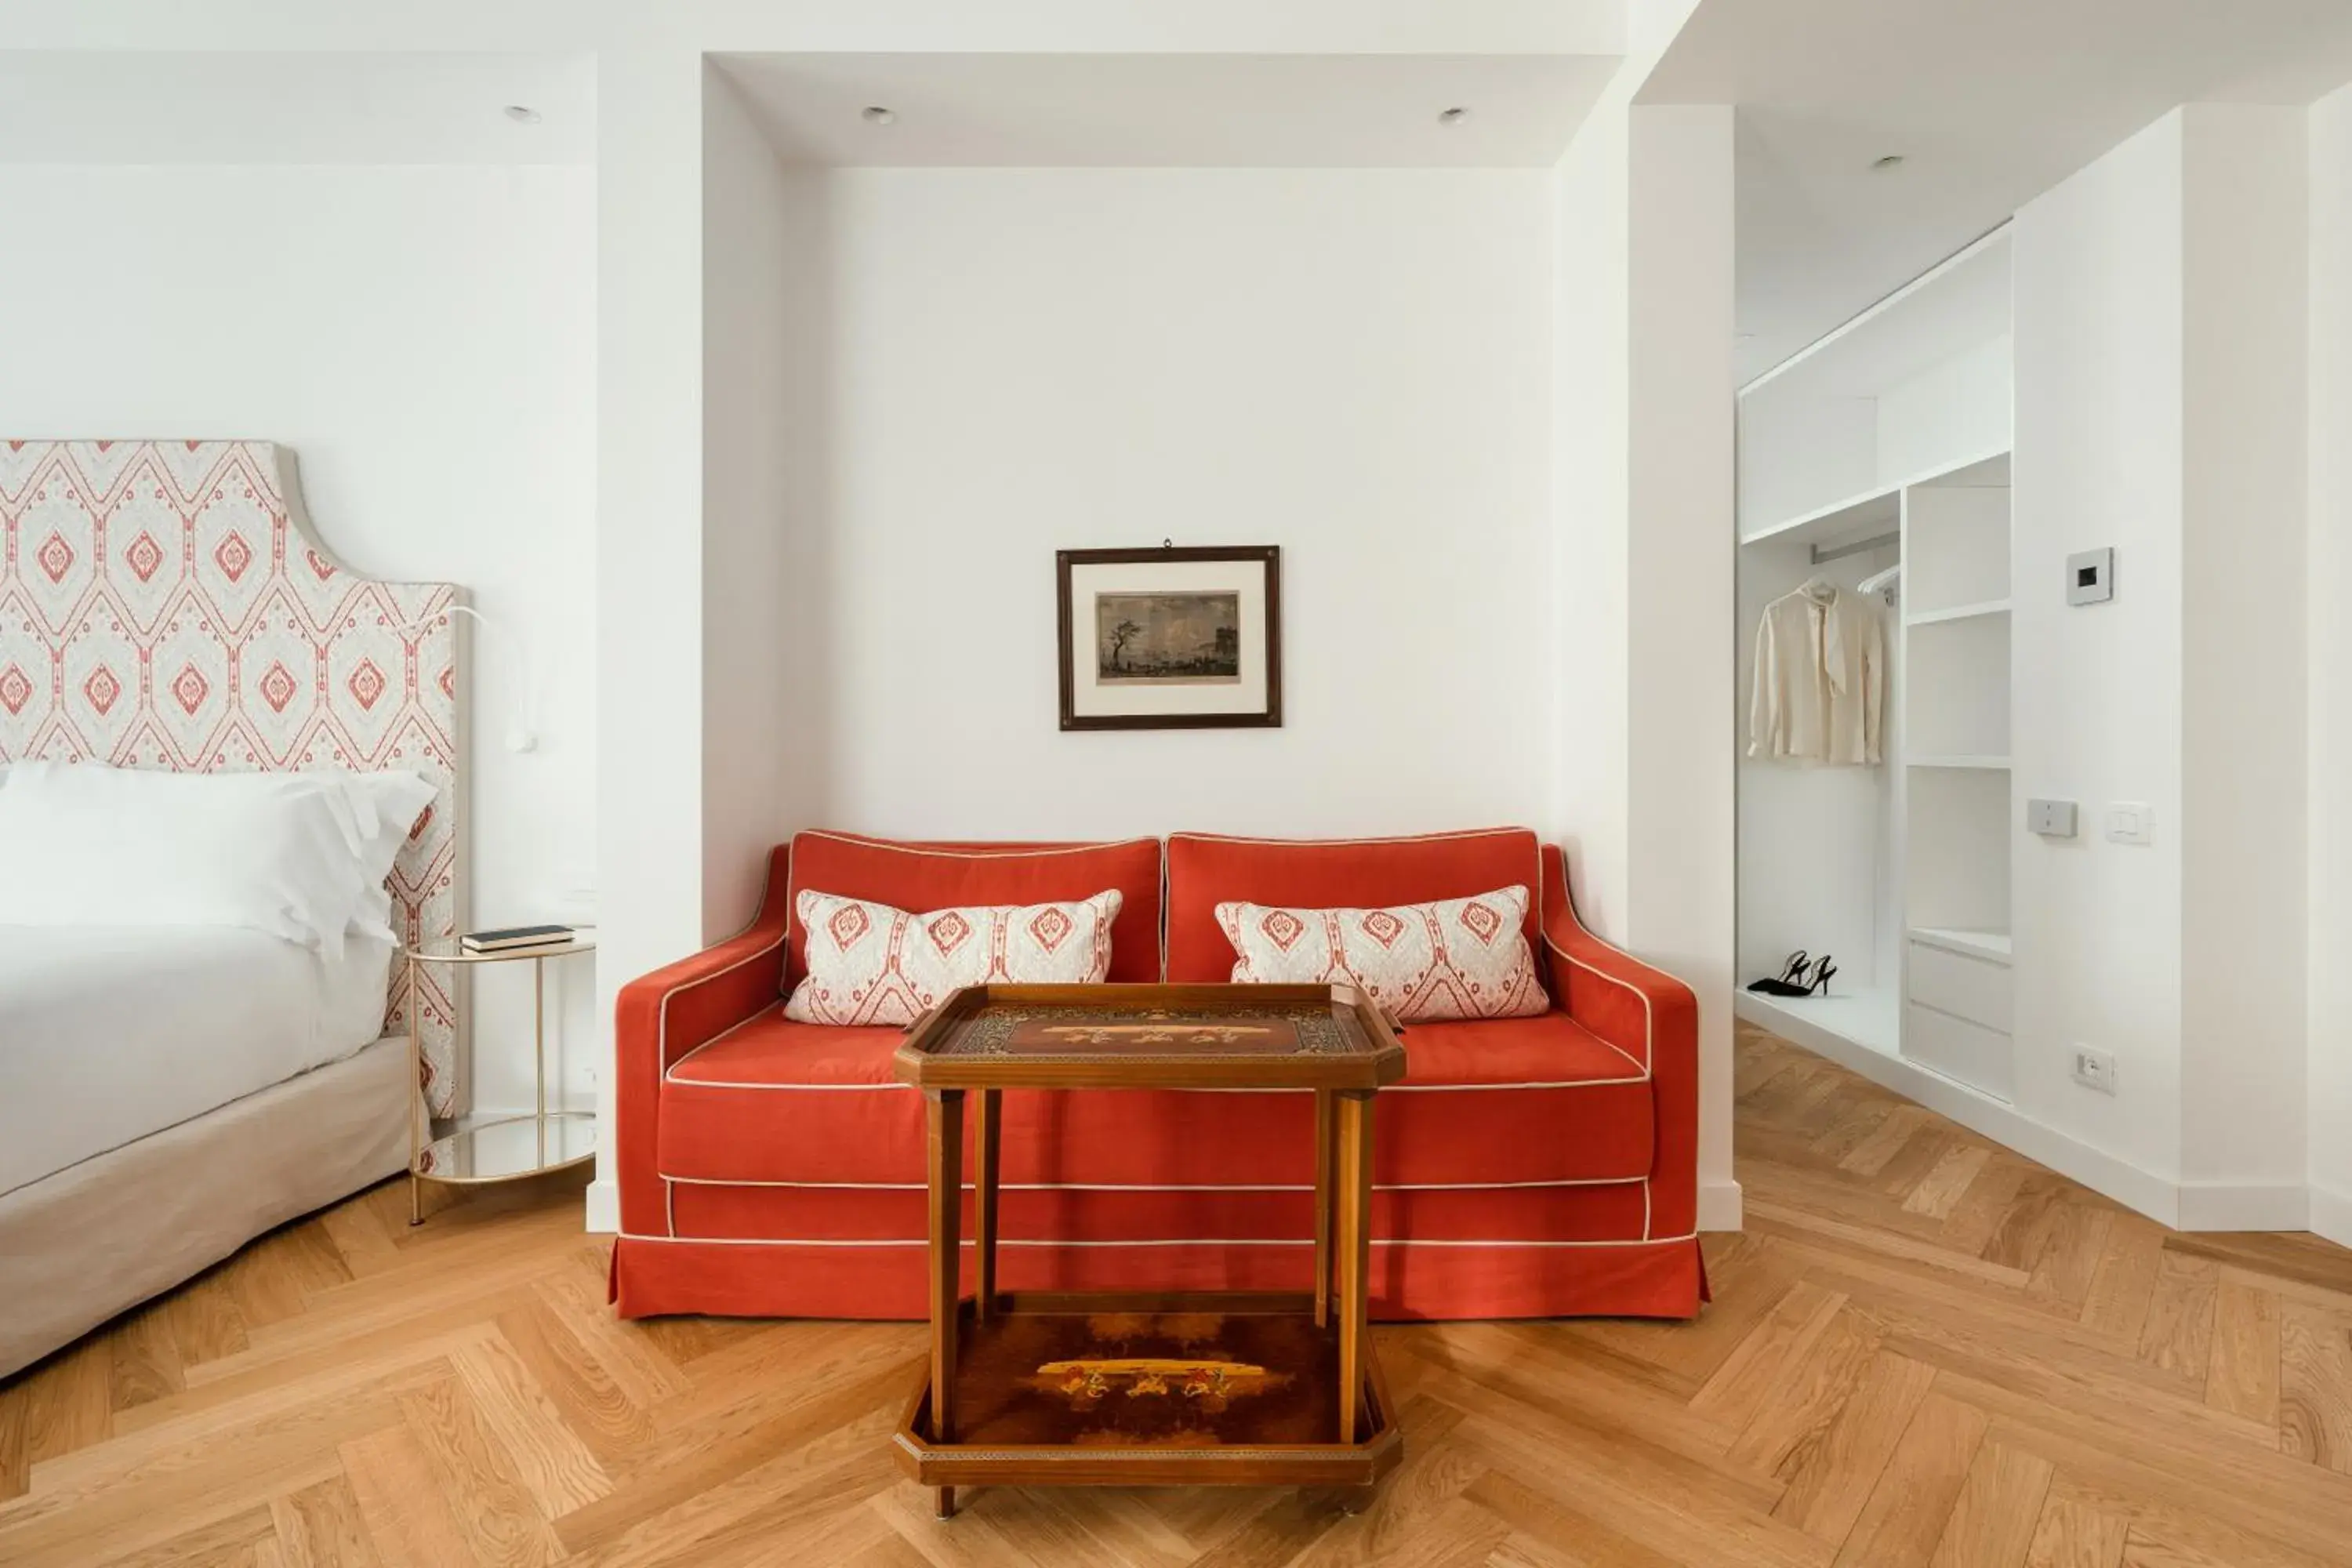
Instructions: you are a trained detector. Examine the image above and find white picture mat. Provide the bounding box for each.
[1066,557,1272,718]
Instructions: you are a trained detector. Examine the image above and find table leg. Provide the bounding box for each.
[1312,1089,1335,1328]
[1335,1091,1374,1445]
[534,955,547,1168]
[925,1089,964,1477]
[407,955,424,1228]
[974,1089,1001,1323]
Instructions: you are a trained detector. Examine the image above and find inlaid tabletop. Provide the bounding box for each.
[893,983,1406,1091]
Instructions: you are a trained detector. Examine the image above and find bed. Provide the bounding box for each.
[0,440,466,1379]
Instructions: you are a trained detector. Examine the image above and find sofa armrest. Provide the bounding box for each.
[1539,844,1700,1238]
[613,844,792,1235]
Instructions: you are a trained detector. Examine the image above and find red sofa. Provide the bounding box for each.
[611,827,1703,1321]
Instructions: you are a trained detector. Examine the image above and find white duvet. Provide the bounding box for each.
[0,924,394,1197]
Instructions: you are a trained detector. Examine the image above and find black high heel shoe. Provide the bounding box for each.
[1746,951,1808,995]
[1750,953,1835,999]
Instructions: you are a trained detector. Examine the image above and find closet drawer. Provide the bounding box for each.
[1907,940,2012,1034]
[1904,1004,2014,1102]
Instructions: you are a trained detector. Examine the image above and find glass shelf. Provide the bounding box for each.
[403,936,596,965]
[415,1111,596,1184]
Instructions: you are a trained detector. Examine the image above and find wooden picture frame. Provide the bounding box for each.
[1056,546,1282,731]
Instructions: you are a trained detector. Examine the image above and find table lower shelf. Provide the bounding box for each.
[413,1110,596,1185]
[893,1292,1401,1489]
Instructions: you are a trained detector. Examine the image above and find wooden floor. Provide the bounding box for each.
[8,1023,2352,1567]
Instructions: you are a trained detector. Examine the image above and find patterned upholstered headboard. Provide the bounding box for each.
[0,441,467,1114]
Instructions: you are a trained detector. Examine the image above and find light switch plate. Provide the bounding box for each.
[2105,803,2154,845]
[2027,799,2078,837]
[2067,546,2115,605]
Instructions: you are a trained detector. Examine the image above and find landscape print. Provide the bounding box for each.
[1094,592,1242,684]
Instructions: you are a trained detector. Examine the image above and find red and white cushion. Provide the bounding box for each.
[784,888,1123,1026]
[1214,885,1548,1022]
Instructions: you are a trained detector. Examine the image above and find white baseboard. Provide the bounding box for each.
[1739,993,2180,1226]
[583,1178,619,1235]
[1698,1178,1744,1232]
[2176,1181,2310,1232]
[2314,1183,2352,1251]
[1740,994,2352,1240]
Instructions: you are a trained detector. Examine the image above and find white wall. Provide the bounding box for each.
[1627,103,1739,1230]
[764,167,1555,839]
[2310,82,2352,1250]
[2012,107,2312,1228]
[1552,69,1740,1231]
[0,163,601,1116]
[2176,104,2307,1220]
[2013,111,2190,1196]
[700,64,799,938]
[1552,71,1633,939]
[592,44,704,1229]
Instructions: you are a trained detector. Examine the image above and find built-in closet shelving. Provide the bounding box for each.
[1898,450,2013,1096]
[1735,226,2016,1102]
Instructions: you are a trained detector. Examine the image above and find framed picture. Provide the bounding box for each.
[1057,546,1282,731]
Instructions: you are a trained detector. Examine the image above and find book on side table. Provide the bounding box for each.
[459,924,576,954]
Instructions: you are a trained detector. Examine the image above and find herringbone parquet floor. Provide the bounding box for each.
[7,1022,2352,1567]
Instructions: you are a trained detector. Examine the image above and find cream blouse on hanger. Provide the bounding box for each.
[1748,579,1886,766]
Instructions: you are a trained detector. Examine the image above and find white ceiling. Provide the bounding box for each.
[716,53,1618,169]
[1640,0,2352,383]
[0,53,593,165]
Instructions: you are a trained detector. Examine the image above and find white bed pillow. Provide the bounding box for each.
[784,887,1124,1026]
[0,762,432,952]
[302,769,437,942]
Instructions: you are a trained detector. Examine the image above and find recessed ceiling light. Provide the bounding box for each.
[1871,154,1906,171]
[1438,107,1470,127]
[862,106,897,125]
[503,105,543,125]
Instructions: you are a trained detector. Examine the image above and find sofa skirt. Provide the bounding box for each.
[612,1234,1704,1321]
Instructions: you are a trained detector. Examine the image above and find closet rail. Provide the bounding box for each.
[1811,530,1897,565]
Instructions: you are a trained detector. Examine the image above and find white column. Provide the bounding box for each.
[699,61,800,942]
[1552,83,1738,1230]
[2176,104,2307,1226]
[1627,104,1738,1231]
[1551,82,1632,935]
[590,45,709,1231]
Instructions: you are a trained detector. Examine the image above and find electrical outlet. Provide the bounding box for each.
[2071,1047,2118,1095]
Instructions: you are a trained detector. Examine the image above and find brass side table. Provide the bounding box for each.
[403,936,597,1225]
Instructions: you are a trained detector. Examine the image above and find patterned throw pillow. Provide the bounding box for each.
[1214,885,1548,1022]
[784,887,1125,1026]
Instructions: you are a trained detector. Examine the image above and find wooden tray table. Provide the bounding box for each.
[890,982,1408,1517]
